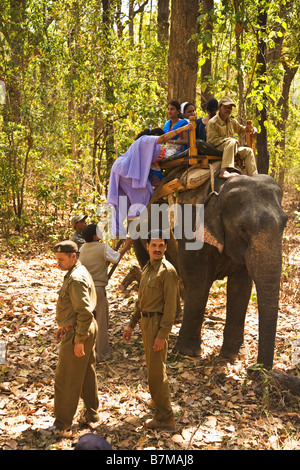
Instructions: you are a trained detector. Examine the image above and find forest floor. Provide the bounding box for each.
[0,186,299,452]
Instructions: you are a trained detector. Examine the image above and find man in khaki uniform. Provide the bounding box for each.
[71,214,88,250]
[123,231,179,430]
[206,96,258,179]
[52,240,99,432]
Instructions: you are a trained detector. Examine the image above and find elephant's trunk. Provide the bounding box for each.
[245,231,283,369]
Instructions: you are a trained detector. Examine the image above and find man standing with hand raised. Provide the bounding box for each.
[123,231,179,430]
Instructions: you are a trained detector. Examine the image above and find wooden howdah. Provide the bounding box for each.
[156,117,255,197]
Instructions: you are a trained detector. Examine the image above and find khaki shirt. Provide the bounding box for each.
[129,257,179,340]
[206,114,246,148]
[56,261,97,343]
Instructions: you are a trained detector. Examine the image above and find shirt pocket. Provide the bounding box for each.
[58,287,67,300]
[216,123,226,138]
[146,276,160,290]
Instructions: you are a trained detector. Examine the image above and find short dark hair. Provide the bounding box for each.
[147,230,167,244]
[205,98,218,117]
[82,224,97,243]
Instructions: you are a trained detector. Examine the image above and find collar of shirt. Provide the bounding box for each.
[216,113,232,126]
[145,256,165,272]
[64,260,80,280]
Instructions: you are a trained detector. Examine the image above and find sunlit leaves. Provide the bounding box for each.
[0,0,169,233]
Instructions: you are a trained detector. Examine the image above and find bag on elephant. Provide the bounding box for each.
[180,160,221,190]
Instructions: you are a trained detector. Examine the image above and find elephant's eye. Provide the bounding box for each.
[239,225,249,238]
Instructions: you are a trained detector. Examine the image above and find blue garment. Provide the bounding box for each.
[196,118,206,141]
[74,433,113,450]
[163,119,188,150]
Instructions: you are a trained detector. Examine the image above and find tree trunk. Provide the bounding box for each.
[276,61,299,188]
[129,0,134,43]
[256,9,269,174]
[128,0,149,45]
[2,0,29,229]
[200,0,214,106]
[115,0,124,37]
[168,0,199,103]
[157,0,170,44]
[233,0,246,123]
[68,1,81,160]
[102,0,116,180]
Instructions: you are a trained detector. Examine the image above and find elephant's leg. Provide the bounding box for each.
[175,282,212,356]
[175,246,215,356]
[220,266,252,361]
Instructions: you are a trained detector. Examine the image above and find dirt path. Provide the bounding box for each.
[0,188,299,450]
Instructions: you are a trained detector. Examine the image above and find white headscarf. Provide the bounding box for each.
[180,102,188,115]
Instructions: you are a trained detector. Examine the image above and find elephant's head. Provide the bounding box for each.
[204,174,288,368]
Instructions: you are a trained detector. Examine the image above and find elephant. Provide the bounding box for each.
[132,172,288,370]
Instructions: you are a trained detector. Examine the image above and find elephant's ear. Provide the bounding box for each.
[203,192,224,253]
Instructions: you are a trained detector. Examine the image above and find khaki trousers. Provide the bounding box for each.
[95,286,111,361]
[140,314,173,422]
[54,319,99,430]
[219,137,258,176]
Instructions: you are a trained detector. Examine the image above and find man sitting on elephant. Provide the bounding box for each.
[206,96,258,179]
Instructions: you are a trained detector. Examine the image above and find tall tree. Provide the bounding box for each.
[271,0,300,186]
[1,0,34,227]
[67,0,81,160]
[255,5,269,174]
[157,0,170,44]
[276,60,299,186]
[167,0,199,103]
[233,0,246,123]
[200,0,214,106]
[128,0,149,44]
[101,0,117,181]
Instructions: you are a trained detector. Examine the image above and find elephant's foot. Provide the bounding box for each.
[175,338,201,357]
[220,343,248,362]
[219,348,238,363]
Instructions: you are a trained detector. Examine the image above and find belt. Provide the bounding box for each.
[141,312,163,318]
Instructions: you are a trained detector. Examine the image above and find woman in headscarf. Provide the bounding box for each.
[107,122,193,236]
[181,102,196,121]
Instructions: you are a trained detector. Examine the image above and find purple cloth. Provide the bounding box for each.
[107,135,161,236]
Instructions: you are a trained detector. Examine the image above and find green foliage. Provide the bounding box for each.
[197,0,300,180]
[0,0,299,238]
[0,0,168,236]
